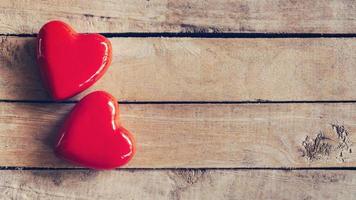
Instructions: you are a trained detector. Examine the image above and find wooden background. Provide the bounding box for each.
[1,0,356,199]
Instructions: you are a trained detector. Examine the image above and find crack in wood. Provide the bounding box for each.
[301,123,353,162]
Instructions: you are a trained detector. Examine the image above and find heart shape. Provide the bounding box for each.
[36,21,112,100]
[55,91,135,169]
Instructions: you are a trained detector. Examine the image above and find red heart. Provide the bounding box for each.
[36,21,112,100]
[55,91,135,169]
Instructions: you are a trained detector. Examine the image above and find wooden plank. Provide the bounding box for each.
[1,102,356,168]
[1,37,356,101]
[0,0,355,34]
[0,169,356,199]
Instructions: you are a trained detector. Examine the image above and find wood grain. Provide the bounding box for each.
[0,0,355,34]
[1,102,356,168]
[0,169,355,199]
[2,1,356,198]
[1,37,355,101]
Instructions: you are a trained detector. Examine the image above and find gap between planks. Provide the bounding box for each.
[3,166,356,171]
[3,100,356,104]
[2,33,356,38]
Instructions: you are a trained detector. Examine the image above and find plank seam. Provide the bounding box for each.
[1,100,356,104]
[1,33,356,38]
[2,167,356,171]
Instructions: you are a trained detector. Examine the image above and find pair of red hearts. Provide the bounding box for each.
[36,21,135,169]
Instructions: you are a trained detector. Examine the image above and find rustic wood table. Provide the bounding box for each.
[0,0,356,199]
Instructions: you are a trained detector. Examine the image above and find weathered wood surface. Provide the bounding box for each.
[1,169,355,199]
[0,102,355,168]
[1,1,356,199]
[1,37,355,101]
[1,0,355,34]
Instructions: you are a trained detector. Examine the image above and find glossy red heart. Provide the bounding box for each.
[55,91,135,169]
[36,21,112,100]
